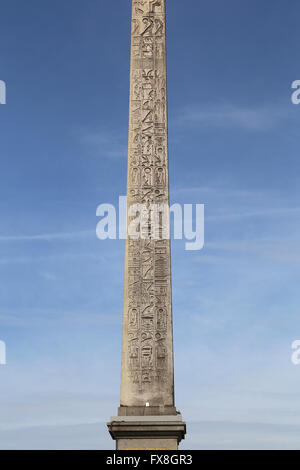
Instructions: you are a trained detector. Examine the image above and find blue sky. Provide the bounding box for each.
[1,0,300,449]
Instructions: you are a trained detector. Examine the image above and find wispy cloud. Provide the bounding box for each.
[172,185,277,208]
[181,421,300,450]
[1,420,300,450]
[173,185,273,198]
[172,184,300,221]
[206,207,300,221]
[0,249,122,265]
[204,239,300,265]
[0,307,119,327]
[0,230,94,243]
[174,103,296,131]
[79,128,127,158]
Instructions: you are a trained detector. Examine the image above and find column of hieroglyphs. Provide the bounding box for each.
[120,0,174,409]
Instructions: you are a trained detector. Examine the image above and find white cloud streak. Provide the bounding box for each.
[0,230,94,243]
[79,128,127,159]
[174,103,297,131]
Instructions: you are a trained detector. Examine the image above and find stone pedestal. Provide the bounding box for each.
[107,416,186,450]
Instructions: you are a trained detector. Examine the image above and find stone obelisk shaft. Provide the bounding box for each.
[120,0,174,409]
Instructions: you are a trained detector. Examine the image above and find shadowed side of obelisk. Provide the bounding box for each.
[107,0,186,450]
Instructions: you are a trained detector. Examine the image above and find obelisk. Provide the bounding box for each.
[107,0,186,450]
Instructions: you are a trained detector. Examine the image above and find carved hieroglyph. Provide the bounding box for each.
[120,0,174,407]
